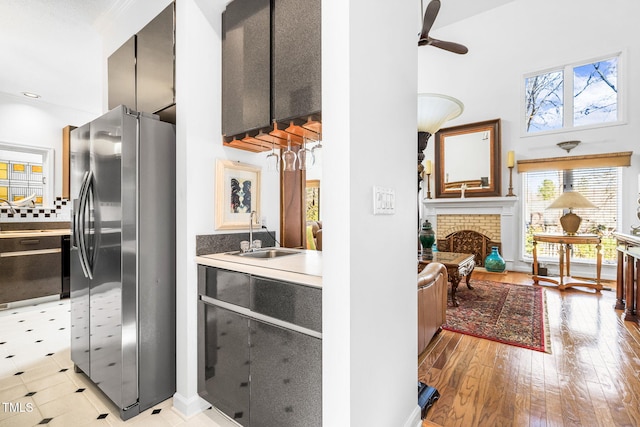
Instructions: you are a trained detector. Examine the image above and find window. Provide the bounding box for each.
[523,167,620,264]
[524,54,620,134]
[0,143,53,207]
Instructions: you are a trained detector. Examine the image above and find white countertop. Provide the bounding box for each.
[0,229,70,239]
[196,249,322,288]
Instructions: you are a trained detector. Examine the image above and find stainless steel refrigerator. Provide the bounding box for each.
[70,105,176,420]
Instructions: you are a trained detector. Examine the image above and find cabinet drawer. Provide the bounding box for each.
[0,236,62,253]
[251,276,322,333]
[198,265,250,308]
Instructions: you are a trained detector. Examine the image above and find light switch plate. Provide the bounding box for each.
[373,186,395,215]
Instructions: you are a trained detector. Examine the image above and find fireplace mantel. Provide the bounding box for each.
[422,197,519,270]
[422,196,518,216]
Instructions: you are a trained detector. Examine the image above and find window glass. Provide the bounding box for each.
[525,71,564,133]
[523,167,619,263]
[524,53,620,134]
[573,57,618,127]
[0,154,45,207]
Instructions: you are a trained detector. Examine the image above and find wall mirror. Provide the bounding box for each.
[434,118,501,198]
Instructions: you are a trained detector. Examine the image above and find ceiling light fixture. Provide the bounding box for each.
[21,92,41,99]
[557,140,580,153]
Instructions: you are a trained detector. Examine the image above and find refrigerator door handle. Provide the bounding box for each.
[77,170,93,279]
[71,198,79,249]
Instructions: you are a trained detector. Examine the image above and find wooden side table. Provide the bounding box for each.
[419,252,475,307]
[613,233,640,323]
[532,233,602,292]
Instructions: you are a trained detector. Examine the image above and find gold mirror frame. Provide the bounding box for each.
[434,118,501,198]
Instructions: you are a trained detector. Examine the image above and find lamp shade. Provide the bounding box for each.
[417,93,464,134]
[547,191,597,210]
[546,190,597,235]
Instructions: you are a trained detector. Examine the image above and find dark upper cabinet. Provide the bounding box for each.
[137,4,175,114]
[222,0,321,141]
[222,0,271,138]
[108,4,175,122]
[272,0,321,124]
[108,37,136,112]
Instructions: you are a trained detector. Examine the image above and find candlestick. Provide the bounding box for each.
[506,166,515,197]
[426,172,432,199]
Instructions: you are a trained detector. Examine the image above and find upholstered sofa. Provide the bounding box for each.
[418,262,448,356]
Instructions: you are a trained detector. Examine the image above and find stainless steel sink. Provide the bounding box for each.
[229,248,301,259]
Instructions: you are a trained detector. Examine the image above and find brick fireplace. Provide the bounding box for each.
[422,197,518,269]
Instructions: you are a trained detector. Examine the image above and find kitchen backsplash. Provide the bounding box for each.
[0,197,70,222]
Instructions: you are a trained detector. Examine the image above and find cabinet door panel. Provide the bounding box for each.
[222,0,271,137]
[272,0,321,122]
[251,276,321,332]
[0,252,61,303]
[137,3,175,114]
[199,266,250,308]
[108,37,136,111]
[199,302,250,425]
[250,320,321,427]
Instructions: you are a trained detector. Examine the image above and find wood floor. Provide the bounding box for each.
[419,270,640,427]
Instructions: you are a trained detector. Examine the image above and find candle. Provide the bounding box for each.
[425,160,432,175]
[507,151,515,168]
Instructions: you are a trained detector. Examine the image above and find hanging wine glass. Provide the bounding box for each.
[282,135,297,172]
[266,140,280,172]
[298,136,315,170]
[311,131,322,155]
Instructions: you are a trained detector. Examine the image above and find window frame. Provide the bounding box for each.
[0,142,54,206]
[521,50,626,137]
[520,166,622,266]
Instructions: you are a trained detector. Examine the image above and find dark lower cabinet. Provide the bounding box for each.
[198,265,322,426]
[250,320,321,427]
[0,235,63,304]
[199,303,250,425]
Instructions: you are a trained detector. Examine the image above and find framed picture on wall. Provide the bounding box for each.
[215,159,261,230]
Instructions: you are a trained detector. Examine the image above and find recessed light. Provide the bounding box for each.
[21,92,41,99]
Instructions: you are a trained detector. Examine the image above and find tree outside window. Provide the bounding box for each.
[524,54,619,134]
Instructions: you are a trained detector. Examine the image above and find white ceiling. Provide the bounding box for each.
[0,0,514,114]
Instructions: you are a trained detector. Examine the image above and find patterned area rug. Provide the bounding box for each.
[443,279,551,353]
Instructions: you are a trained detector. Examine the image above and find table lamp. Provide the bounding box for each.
[546,191,596,235]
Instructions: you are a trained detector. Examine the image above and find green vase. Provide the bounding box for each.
[419,220,435,259]
[484,246,506,272]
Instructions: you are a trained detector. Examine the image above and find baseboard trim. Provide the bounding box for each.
[405,404,422,427]
[172,392,210,418]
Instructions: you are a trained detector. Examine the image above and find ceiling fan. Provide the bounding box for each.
[418,0,468,54]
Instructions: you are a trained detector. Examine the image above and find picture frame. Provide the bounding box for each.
[215,159,261,230]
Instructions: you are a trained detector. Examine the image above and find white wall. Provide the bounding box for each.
[418,0,640,278]
[323,0,420,425]
[0,93,99,201]
[171,0,282,417]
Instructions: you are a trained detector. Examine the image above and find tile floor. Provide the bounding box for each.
[0,298,234,427]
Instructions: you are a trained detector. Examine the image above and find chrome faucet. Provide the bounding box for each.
[249,210,257,251]
[0,198,17,215]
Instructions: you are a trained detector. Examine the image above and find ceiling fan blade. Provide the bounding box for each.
[429,38,469,54]
[419,0,441,40]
